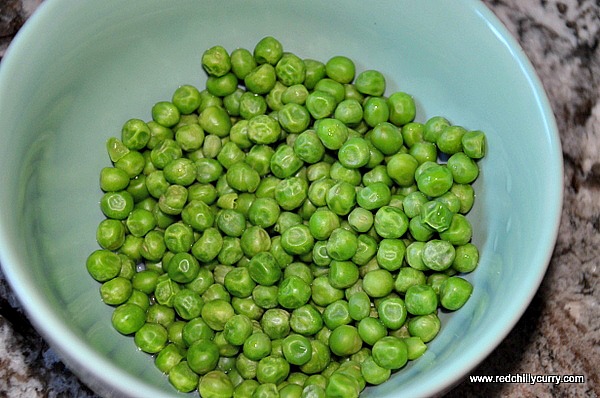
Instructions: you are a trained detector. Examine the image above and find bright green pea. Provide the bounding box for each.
[270,144,304,179]
[163,157,196,186]
[409,141,438,165]
[274,176,308,211]
[372,336,408,370]
[293,130,325,164]
[86,250,122,282]
[377,296,407,330]
[356,182,391,211]
[386,153,419,187]
[308,208,340,241]
[347,291,370,321]
[420,200,453,233]
[96,219,125,250]
[158,184,187,215]
[248,251,282,286]
[172,84,201,114]
[338,137,370,169]
[387,91,416,127]
[198,370,234,398]
[416,163,454,197]
[363,97,390,127]
[447,152,480,184]
[168,361,198,393]
[202,45,231,77]
[100,190,134,220]
[223,314,253,346]
[305,90,337,119]
[253,36,283,65]
[329,161,361,185]
[357,317,387,346]
[374,206,409,239]
[322,299,351,331]
[217,236,244,265]
[99,167,130,192]
[440,276,473,310]
[329,325,362,357]
[111,303,146,335]
[439,213,473,245]
[282,84,309,105]
[334,99,363,126]
[325,55,355,84]
[152,101,180,128]
[401,122,424,148]
[244,63,277,95]
[405,284,438,315]
[311,276,344,307]
[275,52,306,86]
[243,332,272,361]
[247,114,281,145]
[134,322,168,354]
[198,105,231,138]
[230,48,257,80]
[355,70,386,96]
[347,207,374,233]
[201,299,235,332]
[299,339,331,375]
[281,334,312,366]
[361,356,391,386]
[303,58,326,89]
[121,118,150,150]
[316,118,348,150]
[281,224,314,256]
[167,252,199,283]
[369,122,403,155]
[163,221,194,253]
[362,269,394,298]
[437,125,466,155]
[452,242,479,273]
[376,238,406,272]
[100,276,132,305]
[423,116,450,143]
[326,181,356,216]
[326,227,358,261]
[394,266,427,294]
[277,276,311,310]
[352,234,378,266]
[278,103,310,133]
[407,313,441,343]
[461,130,486,159]
[261,308,291,340]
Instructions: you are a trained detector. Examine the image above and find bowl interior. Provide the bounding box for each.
[0,0,562,397]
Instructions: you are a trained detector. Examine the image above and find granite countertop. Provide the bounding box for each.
[1,0,599,397]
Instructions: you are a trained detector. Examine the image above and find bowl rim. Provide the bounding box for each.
[0,0,563,397]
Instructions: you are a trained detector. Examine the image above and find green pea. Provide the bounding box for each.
[299,340,331,375]
[405,284,438,316]
[315,118,348,150]
[293,130,325,164]
[100,190,134,220]
[422,239,456,271]
[274,177,308,211]
[352,234,378,266]
[329,325,362,357]
[326,181,356,216]
[278,276,312,310]
[134,322,168,354]
[270,144,304,179]
[282,84,309,105]
[461,130,486,159]
[452,242,479,273]
[86,249,122,282]
[222,314,254,346]
[363,97,390,127]
[218,236,244,265]
[423,116,450,143]
[337,137,370,169]
[376,238,406,272]
[447,152,480,184]
[248,252,282,287]
[152,101,180,128]
[311,276,344,307]
[100,276,132,305]
[246,114,281,145]
[356,317,386,346]
[275,52,306,86]
[95,218,125,251]
[305,90,336,120]
[281,334,312,366]
[281,224,314,256]
[326,227,358,261]
[202,45,231,77]
[362,269,394,298]
[386,153,419,187]
[373,206,409,239]
[372,336,408,370]
[334,99,363,126]
[245,63,277,95]
[440,276,473,310]
[253,36,283,65]
[198,370,234,398]
[355,70,386,96]
[303,58,326,89]
[261,308,291,340]
[111,303,146,335]
[407,313,441,343]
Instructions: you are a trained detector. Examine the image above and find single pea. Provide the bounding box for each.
[377,296,407,330]
[261,308,291,340]
[356,183,391,212]
[200,299,235,332]
[134,322,168,354]
[308,208,340,241]
[311,276,345,307]
[223,314,254,346]
[299,339,331,375]
[198,105,232,138]
[293,130,325,164]
[437,125,467,155]
[416,163,454,197]
[325,55,355,84]
[191,227,222,263]
[247,114,281,145]
[409,141,438,165]
[274,176,308,211]
[447,152,480,184]
[372,336,408,370]
[217,236,244,265]
[239,91,267,120]
[369,122,403,156]
[244,63,277,95]
[362,269,394,298]
[202,45,231,77]
[405,284,438,315]
[314,78,345,104]
[86,250,122,282]
[282,84,309,105]
[111,303,146,335]
[172,288,204,321]
[151,101,180,128]
[377,238,406,272]
[423,116,451,143]
[146,303,176,328]
[326,228,358,261]
[326,181,356,216]
[181,317,214,347]
[315,118,348,150]
[150,138,182,169]
[303,58,326,89]
[374,206,409,239]
[394,266,427,295]
[305,90,337,119]
[408,215,435,242]
[352,234,378,266]
[338,137,370,169]
[163,222,194,253]
[280,334,312,366]
[172,84,201,115]
[403,336,428,360]
[100,190,134,220]
[347,291,370,321]
[216,209,246,238]
[168,361,199,393]
[422,239,456,271]
[452,242,479,273]
[206,71,238,97]
[248,251,282,286]
[322,299,352,331]
[439,213,473,245]
[99,167,130,193]
[407,313,441,343]
[387,91,416,127]
[198,370,234,398]
[361,355,391,386]
[278,276,311,310]
[420,200,453,233]
[253,36,283,65]
[334,99,363,126]
[461,130,486,159]
[386,153,419,187]
[96,219,125,251]
[329,161,361,186]
[440,276,473,310]
[154,277,180,307]
[230,47,257,80]
[270,144,304,179]
[357,317,387,346]
[158,184,188,215]
[100,276,132,306]
[275,52,306,86]
[355,70,386,97]
[328,325,362,358]
[278,102,311,134]
[243,332,272,361]
[281,224,314,256]
[119,119,150,151]
[363,97,390,128]
[347,207,374,233]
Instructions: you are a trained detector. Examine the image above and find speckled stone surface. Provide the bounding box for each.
[1,0,599,397]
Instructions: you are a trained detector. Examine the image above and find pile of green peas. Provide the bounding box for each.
[87,36,486,397]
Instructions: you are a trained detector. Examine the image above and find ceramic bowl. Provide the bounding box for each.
[0,0,562,397]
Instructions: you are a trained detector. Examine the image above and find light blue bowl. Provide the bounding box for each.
[0,0,562,397]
